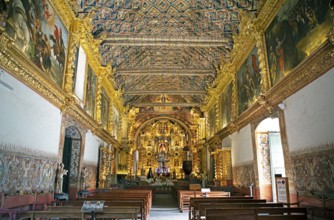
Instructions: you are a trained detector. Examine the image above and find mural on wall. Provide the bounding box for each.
[4,0,69,87]
[101,88,110,130]
[237,47,262,115]
[112,105,119,139]
[232,162,255,187]
[257,133,272,185]
[220,82,233,128]
[265,0,332,86]
[0,145,57,194]
[82,162,97,189]
[290,144,334,192]
[84,65,97,117]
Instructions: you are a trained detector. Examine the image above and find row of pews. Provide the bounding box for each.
[15,189,152,220]
[188,196,307,220]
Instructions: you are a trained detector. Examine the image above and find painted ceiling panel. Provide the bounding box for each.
[74,0,256,107]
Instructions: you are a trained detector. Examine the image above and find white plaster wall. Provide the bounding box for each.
[231,124,253,166]
[0,70,61,154]
[284,68,334,151]
[84,131,100,163]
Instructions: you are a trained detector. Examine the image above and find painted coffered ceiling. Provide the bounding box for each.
[72,0,257,109]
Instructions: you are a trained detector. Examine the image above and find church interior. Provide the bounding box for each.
[0,0,334,219]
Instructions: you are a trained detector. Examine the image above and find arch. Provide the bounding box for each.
[61,126,82,197]
[254,116,285,202]
[134,116,193,149]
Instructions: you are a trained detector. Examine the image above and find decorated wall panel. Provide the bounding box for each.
[220,82,233,128]
[82,162,97,189]
[84,65,97,117]
[0,145,57,194]
[290,144,334,192]
[265,0,332,86]
[232,162,255,187]
[237,47,262,115]
[4,0,69,87]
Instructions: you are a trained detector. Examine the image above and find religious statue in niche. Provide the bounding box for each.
[56,163,68,194]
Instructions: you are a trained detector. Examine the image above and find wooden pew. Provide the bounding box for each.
[205,207,307,220]
[78,190,151,220]
[189,198,264,220]
[63,200,145,220]
[194,203,284,220]
[22,207,141,220]
[0,194,35,220]
[178,190,230,212]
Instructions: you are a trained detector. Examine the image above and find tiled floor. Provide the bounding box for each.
[149,193,188,220]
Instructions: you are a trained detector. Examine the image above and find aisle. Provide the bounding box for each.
[149,193,188,220]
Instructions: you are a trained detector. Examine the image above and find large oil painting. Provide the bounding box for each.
[207,105,216,138]
[237,47,262,115]
[101,88,110,130]
[112,105,119,140]
[85,65,97,117]
[220,82,233,128]
[265,0,332,86]
[5,0,68,87]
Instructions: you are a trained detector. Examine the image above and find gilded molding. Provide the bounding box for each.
[50,0,75,31]
[254,0,285,31]
[226,42,334,136]
[0,33,66,108]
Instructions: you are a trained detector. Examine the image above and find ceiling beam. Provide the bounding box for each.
[102,37,228,47]
[131,102,201,107]
[123,90,206,95]
[116,69,215,76]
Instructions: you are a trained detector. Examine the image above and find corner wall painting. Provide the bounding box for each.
[237,47,262,115]
[85,65,97,117]
[5,0,69,87]
[101,88,110,130]
[220,82,233,128]
[265,0,332,86]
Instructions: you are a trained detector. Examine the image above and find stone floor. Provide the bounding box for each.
[148,193,188,220]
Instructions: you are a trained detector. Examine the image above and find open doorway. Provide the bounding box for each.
[62,126,82,197]
[255,117,285,202]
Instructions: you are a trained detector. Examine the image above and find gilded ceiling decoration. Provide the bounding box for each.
[71,0,257,108]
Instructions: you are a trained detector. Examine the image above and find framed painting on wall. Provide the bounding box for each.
[84,65,97,117]
[265,0,332,86]
[101,88,110,130]
[220,82,233,128]
[112,105,119,140]
[5,0,69,87]
[237,47,262,115]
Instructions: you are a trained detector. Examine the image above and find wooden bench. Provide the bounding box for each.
[178,190,230,212]
[78,189,152,220]
[20,206,140,220]
[205,207,307,220]
[194,203,285,220]
[63,200,145,220]
[0,194,35,219]
[189,198,264,220]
